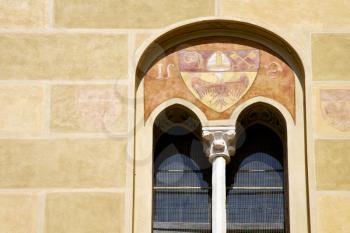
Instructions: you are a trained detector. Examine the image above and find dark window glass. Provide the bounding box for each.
[226,124,287,233]
[153,127,212,233]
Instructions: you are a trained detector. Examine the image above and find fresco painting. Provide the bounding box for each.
[320,89,350,132]
[77,88,122,131]
[144,38,296,121]
[178,50,259,112]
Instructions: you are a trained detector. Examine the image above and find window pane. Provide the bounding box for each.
[155,189,210,223]
[227,124,286,233]
[227,153,285,226]
[153,129,211,233]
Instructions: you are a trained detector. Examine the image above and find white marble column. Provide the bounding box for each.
[202,127,235,233]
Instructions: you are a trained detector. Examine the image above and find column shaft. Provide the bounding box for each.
[202,126,235,233]
[212,156,227,233]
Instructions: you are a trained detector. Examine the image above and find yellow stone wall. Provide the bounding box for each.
[0,1,348,233]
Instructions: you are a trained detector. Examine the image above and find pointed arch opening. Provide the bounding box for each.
[152,104,212,233]
[226,103,289,232]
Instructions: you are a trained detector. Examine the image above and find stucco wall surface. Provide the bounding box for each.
[0,1,348,233]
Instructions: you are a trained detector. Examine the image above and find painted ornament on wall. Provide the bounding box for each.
[320,89,350,131]
[178,50,259,112]
[76,88,123,132]
[144,38,295,121]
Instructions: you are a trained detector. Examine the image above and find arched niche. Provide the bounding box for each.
[133,19,308,233]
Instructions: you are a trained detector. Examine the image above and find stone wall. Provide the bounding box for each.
[0,1,349,233]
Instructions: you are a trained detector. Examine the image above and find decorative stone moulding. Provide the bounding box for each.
[238,103,286,138]
[202,126,236,163]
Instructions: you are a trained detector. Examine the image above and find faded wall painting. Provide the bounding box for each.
[51,85,126,133]
[144,37,295,121]
[314,87,350,135]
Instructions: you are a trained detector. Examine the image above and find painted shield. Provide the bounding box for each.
[320,89,350,131]
[178,50,260,112]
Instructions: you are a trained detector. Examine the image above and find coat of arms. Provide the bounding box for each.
[320,89,350,131]
[178,49,260,112]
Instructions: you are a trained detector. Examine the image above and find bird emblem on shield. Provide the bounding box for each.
[178,49,260,112]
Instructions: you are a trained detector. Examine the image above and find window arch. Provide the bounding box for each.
[152,105,212,233]
[227,124,287,232]
[227,103,288,232]
[133,19,308,233]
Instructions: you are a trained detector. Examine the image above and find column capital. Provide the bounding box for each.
[202,126,236,163]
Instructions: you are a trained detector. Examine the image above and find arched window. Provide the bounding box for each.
[226,104,288,232]
[152,106,212,233]
[134,19,309,233]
